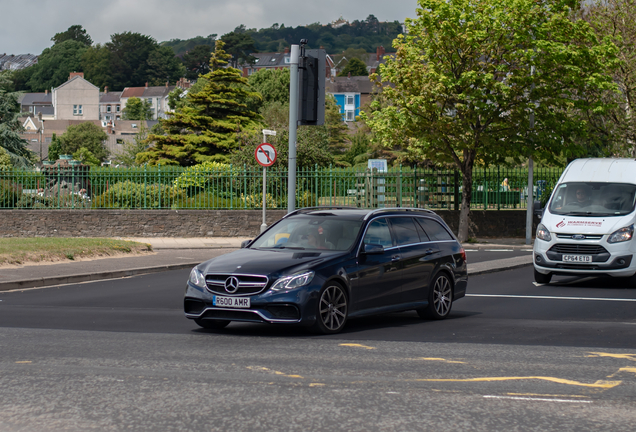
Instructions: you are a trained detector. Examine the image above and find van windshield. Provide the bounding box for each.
[549,182,636,217]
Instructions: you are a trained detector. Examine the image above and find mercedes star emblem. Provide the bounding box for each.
[225,276,240,293]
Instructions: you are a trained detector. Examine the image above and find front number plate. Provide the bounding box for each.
[213,296,250,308]
[562,255,592,263]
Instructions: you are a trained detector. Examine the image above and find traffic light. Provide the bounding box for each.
[298,48,326,126]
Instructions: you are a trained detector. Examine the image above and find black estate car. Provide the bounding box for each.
[184,207,467,334]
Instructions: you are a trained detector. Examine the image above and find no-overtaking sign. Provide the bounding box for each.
[255,143,277,167]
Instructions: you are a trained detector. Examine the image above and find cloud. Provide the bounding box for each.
[0,0,417,54]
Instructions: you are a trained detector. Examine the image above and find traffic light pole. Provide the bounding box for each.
[287,44,300,213]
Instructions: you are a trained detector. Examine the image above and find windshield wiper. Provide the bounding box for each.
[272,246,306,250]
[562,211,611,217]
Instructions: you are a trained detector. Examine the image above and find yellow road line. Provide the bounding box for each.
[587,352,636,361]
[412,357,466,364]
[339,343,376,350]
[416,376,621,389]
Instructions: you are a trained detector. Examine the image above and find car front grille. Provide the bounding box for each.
[205,273,269,296]
[548,244,608,255]
[556,233,603,240]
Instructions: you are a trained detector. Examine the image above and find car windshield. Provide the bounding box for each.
[250,216,363,251]
[548,182,636,216]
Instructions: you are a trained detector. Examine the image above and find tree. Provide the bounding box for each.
[122,97,153,120]
[52,25,93,46]
[363,0,617,241]
[81,44,113,90]
[48,133,61,161]
[72,147,101,166]
[248,68,290,106]
[583,0,636,156]
[59,122,109,162]
[106,32,158,89]
[220,31,257,68]
[338,57,368,76]
[136,40,262,166]
[146,45,186,86]
[0,146,11,169]
[182,45,212,80]
[26,40,87,92]
[0,71,32,167]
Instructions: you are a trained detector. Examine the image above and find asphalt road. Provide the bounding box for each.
[1,266,635,431]
[465,247,533,263]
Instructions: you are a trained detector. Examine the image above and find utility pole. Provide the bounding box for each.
[526,65,535,246]
[287,44,300,213]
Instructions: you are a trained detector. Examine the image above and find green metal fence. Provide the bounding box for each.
[0,165,563,210]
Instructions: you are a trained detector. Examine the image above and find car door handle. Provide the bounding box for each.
[424,249,436,256]
[391,255,401,262]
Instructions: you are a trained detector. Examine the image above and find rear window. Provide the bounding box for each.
[416,218,453,241]
[390,217,423,246]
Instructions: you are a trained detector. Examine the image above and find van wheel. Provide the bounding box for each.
[195,319,230,329]
[534,269,552,284]
[417,273,453,320]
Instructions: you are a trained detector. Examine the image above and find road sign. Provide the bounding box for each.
[255,143,277,167]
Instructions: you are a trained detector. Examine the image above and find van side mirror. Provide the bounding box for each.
[362,243,384,254]
[533,200,544,219]
[241,240,252,249]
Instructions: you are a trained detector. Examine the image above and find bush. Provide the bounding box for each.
[16,192,91,209]
[92,180,185,208]
[241,193,278,209]
[173,162,234,196]
[0,179,21,208]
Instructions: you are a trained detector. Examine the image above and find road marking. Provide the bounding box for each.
[467,294,636,302]
[411,357,466,364]
[416,376,621,388]
[15,361,32,364]
[309,383,325,387]
[246,366,304,379]
[464,249,478,252]
[587,352,636,361]
[339,343,376,350]
[485,249,514,252]
[484,395,592,403]
[507,393,589,398]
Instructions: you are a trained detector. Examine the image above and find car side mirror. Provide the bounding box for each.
[241,240,252,249]
[362,243,384,254]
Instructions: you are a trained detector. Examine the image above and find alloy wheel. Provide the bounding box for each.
[433,275,452,317]
[319,285,348,332]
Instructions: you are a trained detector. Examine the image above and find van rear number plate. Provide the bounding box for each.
[562,255,592,263]
[213,296,250,308]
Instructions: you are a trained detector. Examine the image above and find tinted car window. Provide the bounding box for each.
[416,218,453,241]
[363,218,393,248]
[390,217,422,246]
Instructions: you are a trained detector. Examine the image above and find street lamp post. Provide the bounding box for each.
[38,111,44,162]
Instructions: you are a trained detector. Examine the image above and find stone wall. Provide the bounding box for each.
[0,209,537,238]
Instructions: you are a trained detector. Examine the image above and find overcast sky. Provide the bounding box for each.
[1,0,419,54]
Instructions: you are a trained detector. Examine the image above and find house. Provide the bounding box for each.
[18,91,54,119]
[239,47,334,78]
[99,87,123,122]
[52,72,100,120]
[119,83,175,120]
[326,76,374,122]
[364,46,393,74]
[0,53,38,70]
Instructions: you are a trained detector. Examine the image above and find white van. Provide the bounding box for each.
[533,158,636,284]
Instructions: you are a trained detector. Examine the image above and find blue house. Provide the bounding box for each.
[326,76,373,122]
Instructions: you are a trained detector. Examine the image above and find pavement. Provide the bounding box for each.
[0,237,533,291]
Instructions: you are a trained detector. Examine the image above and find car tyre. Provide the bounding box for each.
[534,269,552,284]
[417,272,453,320]
[194,319,230,330]
[312,282,348,334]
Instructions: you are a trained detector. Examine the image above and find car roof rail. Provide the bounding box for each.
[362,207,437,220]
[282,206,360,218]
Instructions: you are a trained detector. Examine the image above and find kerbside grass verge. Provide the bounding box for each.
[0,238,153,266]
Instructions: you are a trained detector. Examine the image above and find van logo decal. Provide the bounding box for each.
[572,234,586,240]
[556,221,565,228]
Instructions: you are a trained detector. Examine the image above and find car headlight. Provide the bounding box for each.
[189,267,207,289]
[608,224,634,244]
[270,271,315,292]
[536,223,552,242]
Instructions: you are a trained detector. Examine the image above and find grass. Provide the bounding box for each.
[0,238,153,266]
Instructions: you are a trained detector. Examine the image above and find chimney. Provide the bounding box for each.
[284,47,289,54]
[69,72,84,80]
[44,89,48,95]
[166,81,169,88]
[104,86,108,94]
[106,121,112,134]
[348,72,351,78]
[376,46,385,61]
[145,82,148,88]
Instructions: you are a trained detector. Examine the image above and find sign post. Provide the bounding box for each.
[256,132,277,233]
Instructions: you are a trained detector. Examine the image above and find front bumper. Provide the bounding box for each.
[184,281,322,326]
[533,237,636,277]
